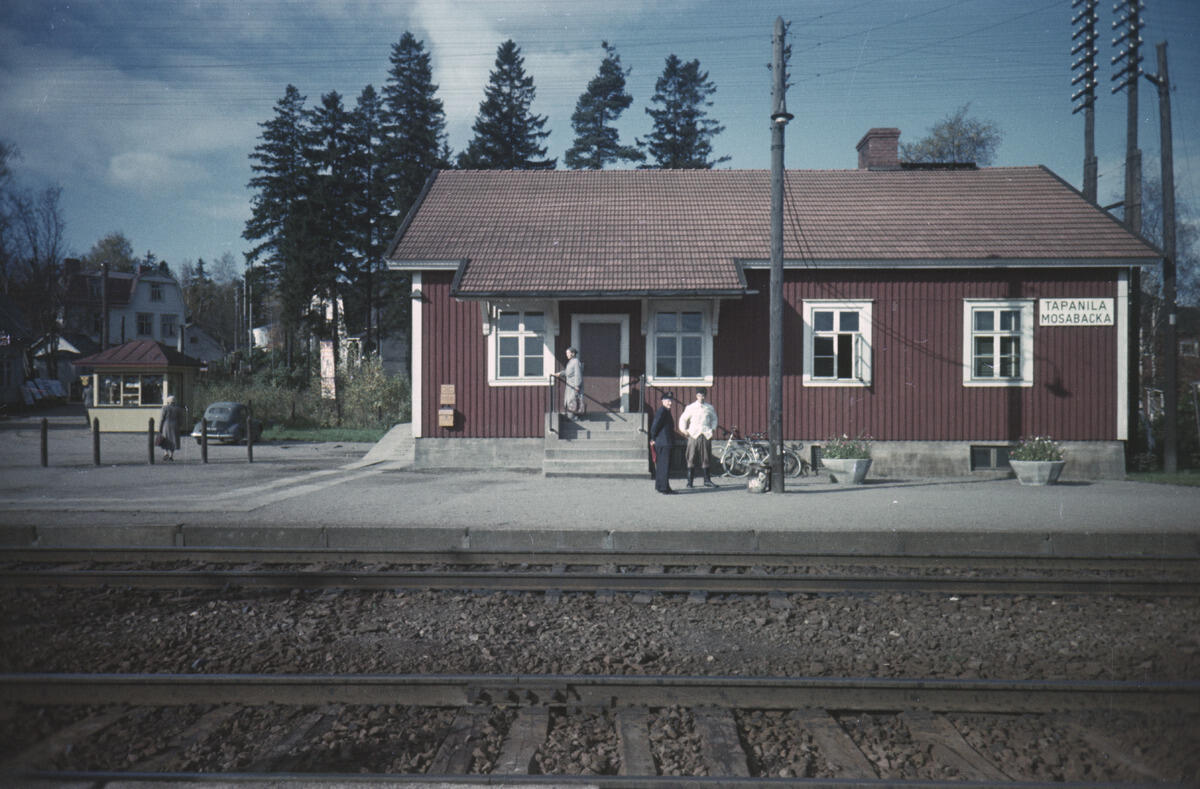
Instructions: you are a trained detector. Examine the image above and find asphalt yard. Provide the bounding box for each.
[2,406,1199,557]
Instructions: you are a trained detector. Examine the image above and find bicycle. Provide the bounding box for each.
[717,427,810,478]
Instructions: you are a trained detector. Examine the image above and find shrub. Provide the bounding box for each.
[822,434,872,459]
[1009,435,1064,462]
[188,355,410,431]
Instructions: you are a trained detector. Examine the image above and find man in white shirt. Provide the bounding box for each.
[678,389,718,488]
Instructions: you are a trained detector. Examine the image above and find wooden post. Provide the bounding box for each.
[1151,42,1178,473]
[40,418,48,467]
[201,418,208,464]
[246,400,254,463]
[148,418,156,465]
[92,417,100,466]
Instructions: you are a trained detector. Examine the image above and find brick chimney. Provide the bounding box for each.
[856,128,901,170]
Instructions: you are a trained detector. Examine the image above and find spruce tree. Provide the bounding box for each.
[639,55,729,169]
[244,84,314,351]
[304,91,356,341]
[458,39,555,170]
[381,32,447,220]
[346,84,389,349]
[565,42,643,170]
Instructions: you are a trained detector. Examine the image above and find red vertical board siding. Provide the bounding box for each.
[422,273,544,438]
[423,268,1120,442]
[711,269,1120,442]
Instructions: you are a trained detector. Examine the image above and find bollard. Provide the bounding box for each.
[246,400,254,463]
[201,418,208,464]
[40,417,48,467]
[92,417,101,466]
[148,418,156,465]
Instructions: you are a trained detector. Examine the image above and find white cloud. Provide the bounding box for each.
[107,151,209,193]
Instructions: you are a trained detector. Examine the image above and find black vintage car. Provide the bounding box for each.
[191,401,263,445]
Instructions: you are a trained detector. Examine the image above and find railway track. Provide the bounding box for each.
[3,672,1197,785]
[3,547,1197,596]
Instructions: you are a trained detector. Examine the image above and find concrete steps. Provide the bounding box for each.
[543,412,648,478]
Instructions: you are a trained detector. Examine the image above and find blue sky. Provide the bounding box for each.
[2,0,1197,275]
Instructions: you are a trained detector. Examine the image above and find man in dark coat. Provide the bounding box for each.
[649,392,676,494]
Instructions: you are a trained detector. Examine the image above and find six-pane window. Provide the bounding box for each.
[654,310,704,379]
[496,311,545,379]
[136,313,154,336]
[963,300,1034,386]
[161,314,177,337]
[803,300,872,386]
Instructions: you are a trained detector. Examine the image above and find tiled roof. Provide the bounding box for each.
[386,168,1161,296]
[74,340,202,369]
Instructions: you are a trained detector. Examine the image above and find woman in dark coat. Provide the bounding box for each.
[159,395,183,461]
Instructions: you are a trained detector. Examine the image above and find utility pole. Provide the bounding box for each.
[769,17,792,494]
[1146,41,1178,473]
[1111,0,1144,467]
[1071,0,1099,203]
[1112,0,1144,232]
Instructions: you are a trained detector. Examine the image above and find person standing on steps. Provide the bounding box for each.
[679,388,718,488]
[649,392,677,494]
[559,346,584,416]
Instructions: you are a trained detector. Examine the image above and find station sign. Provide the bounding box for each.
[1039,298,1114,326]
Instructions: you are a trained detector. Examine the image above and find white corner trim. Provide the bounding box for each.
[1117,271,1129,441]
[411,272,424,439]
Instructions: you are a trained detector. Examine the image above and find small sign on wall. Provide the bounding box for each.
[1039,298,1114,326]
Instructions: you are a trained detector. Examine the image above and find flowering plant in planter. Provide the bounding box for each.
[1009,435,1064,462]
[822,434,872,459]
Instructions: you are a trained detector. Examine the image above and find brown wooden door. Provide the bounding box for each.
[579,322,622,410]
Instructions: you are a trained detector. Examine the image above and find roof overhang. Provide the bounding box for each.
[449,289,751,301]
[386,259,463,272]
[737,257,1163,269]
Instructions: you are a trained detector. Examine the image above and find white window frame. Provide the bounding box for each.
[963,299,1034,387]
[486,302,554,387]
[802,300,873,387]
[645,301,713,387]
[136,312,154,337]
[161,314,178,338]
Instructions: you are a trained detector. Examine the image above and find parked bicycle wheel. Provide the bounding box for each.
[722,447,753,477]
[782,449,801,477]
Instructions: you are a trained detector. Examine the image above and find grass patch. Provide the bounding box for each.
[1127,470,1200,487]
[261,425,390,443]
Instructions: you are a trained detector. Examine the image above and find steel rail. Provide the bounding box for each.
[2,673,1197,714]
[1,567,1196,596]
[5,770,1181,789]
[3,546,1197,572]
[7,769,1180,789]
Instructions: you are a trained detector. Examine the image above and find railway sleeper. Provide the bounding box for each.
[2,701,1193,783]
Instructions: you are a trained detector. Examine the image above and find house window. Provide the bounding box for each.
[1181,339,1199,358]
[491,309,546,383]
[92,312,104,335]
[647,304,712,385]
[161,314,177,337]
[88,278,101,298]
[150,283,163,302]
[963,300,1034,386]
[803,300,872,386]
[136,313,154,336]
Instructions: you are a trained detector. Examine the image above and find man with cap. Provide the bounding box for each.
[649,392,677,493]
[679,388,718,488]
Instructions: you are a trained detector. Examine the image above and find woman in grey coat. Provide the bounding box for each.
[159,395,183,461]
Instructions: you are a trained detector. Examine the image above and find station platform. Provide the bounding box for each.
[2,410,1198,558]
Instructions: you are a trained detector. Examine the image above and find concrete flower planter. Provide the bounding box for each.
[822,457,872,485]
[1009,459,1066,486]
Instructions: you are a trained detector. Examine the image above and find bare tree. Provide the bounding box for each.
[900,104,1002,166]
